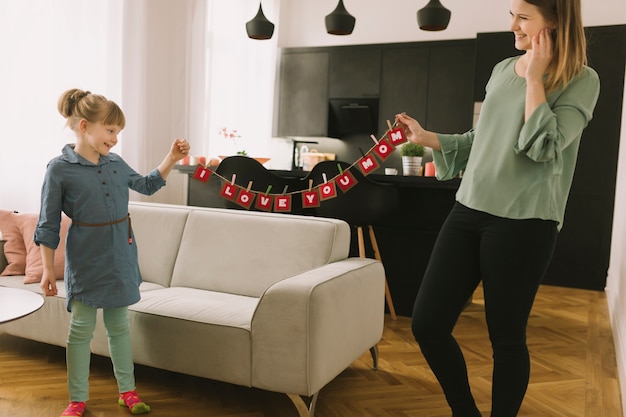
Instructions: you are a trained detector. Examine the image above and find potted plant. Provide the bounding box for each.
[400,142,425,176]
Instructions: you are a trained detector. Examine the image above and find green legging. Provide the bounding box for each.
[67,301,136,402]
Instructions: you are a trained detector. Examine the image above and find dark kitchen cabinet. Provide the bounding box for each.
[328,46,381,98]
[426,42,475,133]
[277,40,474,138]
[379,46,430,137]
[377,40,474,153]
[276,51,329,137]
[379,41,475,138]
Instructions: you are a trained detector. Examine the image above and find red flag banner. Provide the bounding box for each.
[302,190,321,208]
[373,138,395,161]
[319,181,338,201]
[190,116,412,213]
[255,194,274,211]
[357,155,380,176]
[220,183,239,201]
[336,170,358,193]
[388,128,407,147]
[236,189,255,209]
[274,195,292,212]
[193,165,212,182]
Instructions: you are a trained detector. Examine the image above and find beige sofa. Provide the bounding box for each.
[0,201,385,416]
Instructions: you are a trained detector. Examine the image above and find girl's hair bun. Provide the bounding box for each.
[58,88,91,118]
[56,88,125,131]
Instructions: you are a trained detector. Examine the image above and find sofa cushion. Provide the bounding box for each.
[20,213,70,283]
[128,203,190,288]
[130,287,258,329]
[170,209,350,297]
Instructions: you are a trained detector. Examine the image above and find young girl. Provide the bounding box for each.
[37,88,190,417]
[396,0,599,416]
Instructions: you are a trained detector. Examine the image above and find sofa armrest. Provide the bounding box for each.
[250,257,385,396]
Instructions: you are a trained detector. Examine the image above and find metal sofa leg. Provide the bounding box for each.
[370,344,379,370]
[287,392,319,417]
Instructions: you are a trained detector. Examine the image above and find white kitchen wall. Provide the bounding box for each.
[278,0,626,47]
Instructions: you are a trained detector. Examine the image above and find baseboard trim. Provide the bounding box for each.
[606,286,626,417]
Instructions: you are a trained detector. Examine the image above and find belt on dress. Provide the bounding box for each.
[72,214,133,244]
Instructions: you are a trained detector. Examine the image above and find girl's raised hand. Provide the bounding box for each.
[170,138,190,161]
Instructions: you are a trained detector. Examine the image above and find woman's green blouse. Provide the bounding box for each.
[433,56,600,229]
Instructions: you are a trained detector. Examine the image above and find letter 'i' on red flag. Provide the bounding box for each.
[220,183,238,201]
[255,193,274,211]
[236,189,255,209]
[193,165,212,182]
[388,127,407,146]
[302,190,320,208]
[274,195,292,212]
[319,181,337,201]
[337,170,358,193]
[373,138,394,160]
[358,155,380,176]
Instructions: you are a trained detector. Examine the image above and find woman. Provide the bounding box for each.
[396,0,600,415]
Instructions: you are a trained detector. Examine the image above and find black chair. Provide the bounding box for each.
[303,160,398,319]
[215,156,310,214]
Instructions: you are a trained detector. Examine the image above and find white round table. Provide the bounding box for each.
[0,287,44,323]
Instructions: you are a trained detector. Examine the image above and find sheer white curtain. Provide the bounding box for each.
[0,0,122,212]
[120,0,208,205]
[204,1,280,160]
[121,0,280,205]
[0,0,281,210]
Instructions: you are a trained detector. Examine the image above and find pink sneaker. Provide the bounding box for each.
[118,390,150,414]
[61,402,85,417]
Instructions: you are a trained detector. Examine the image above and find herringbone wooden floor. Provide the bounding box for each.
[0,284,622,417]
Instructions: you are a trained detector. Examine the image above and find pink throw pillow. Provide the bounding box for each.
[18,213,70,284]
[0,211,69,283]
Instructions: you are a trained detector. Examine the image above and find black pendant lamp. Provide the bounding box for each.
[325,0,356,35]
[417,0,451,31]
[246,2,275,40]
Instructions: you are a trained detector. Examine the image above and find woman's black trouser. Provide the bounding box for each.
[412,203,558,417]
